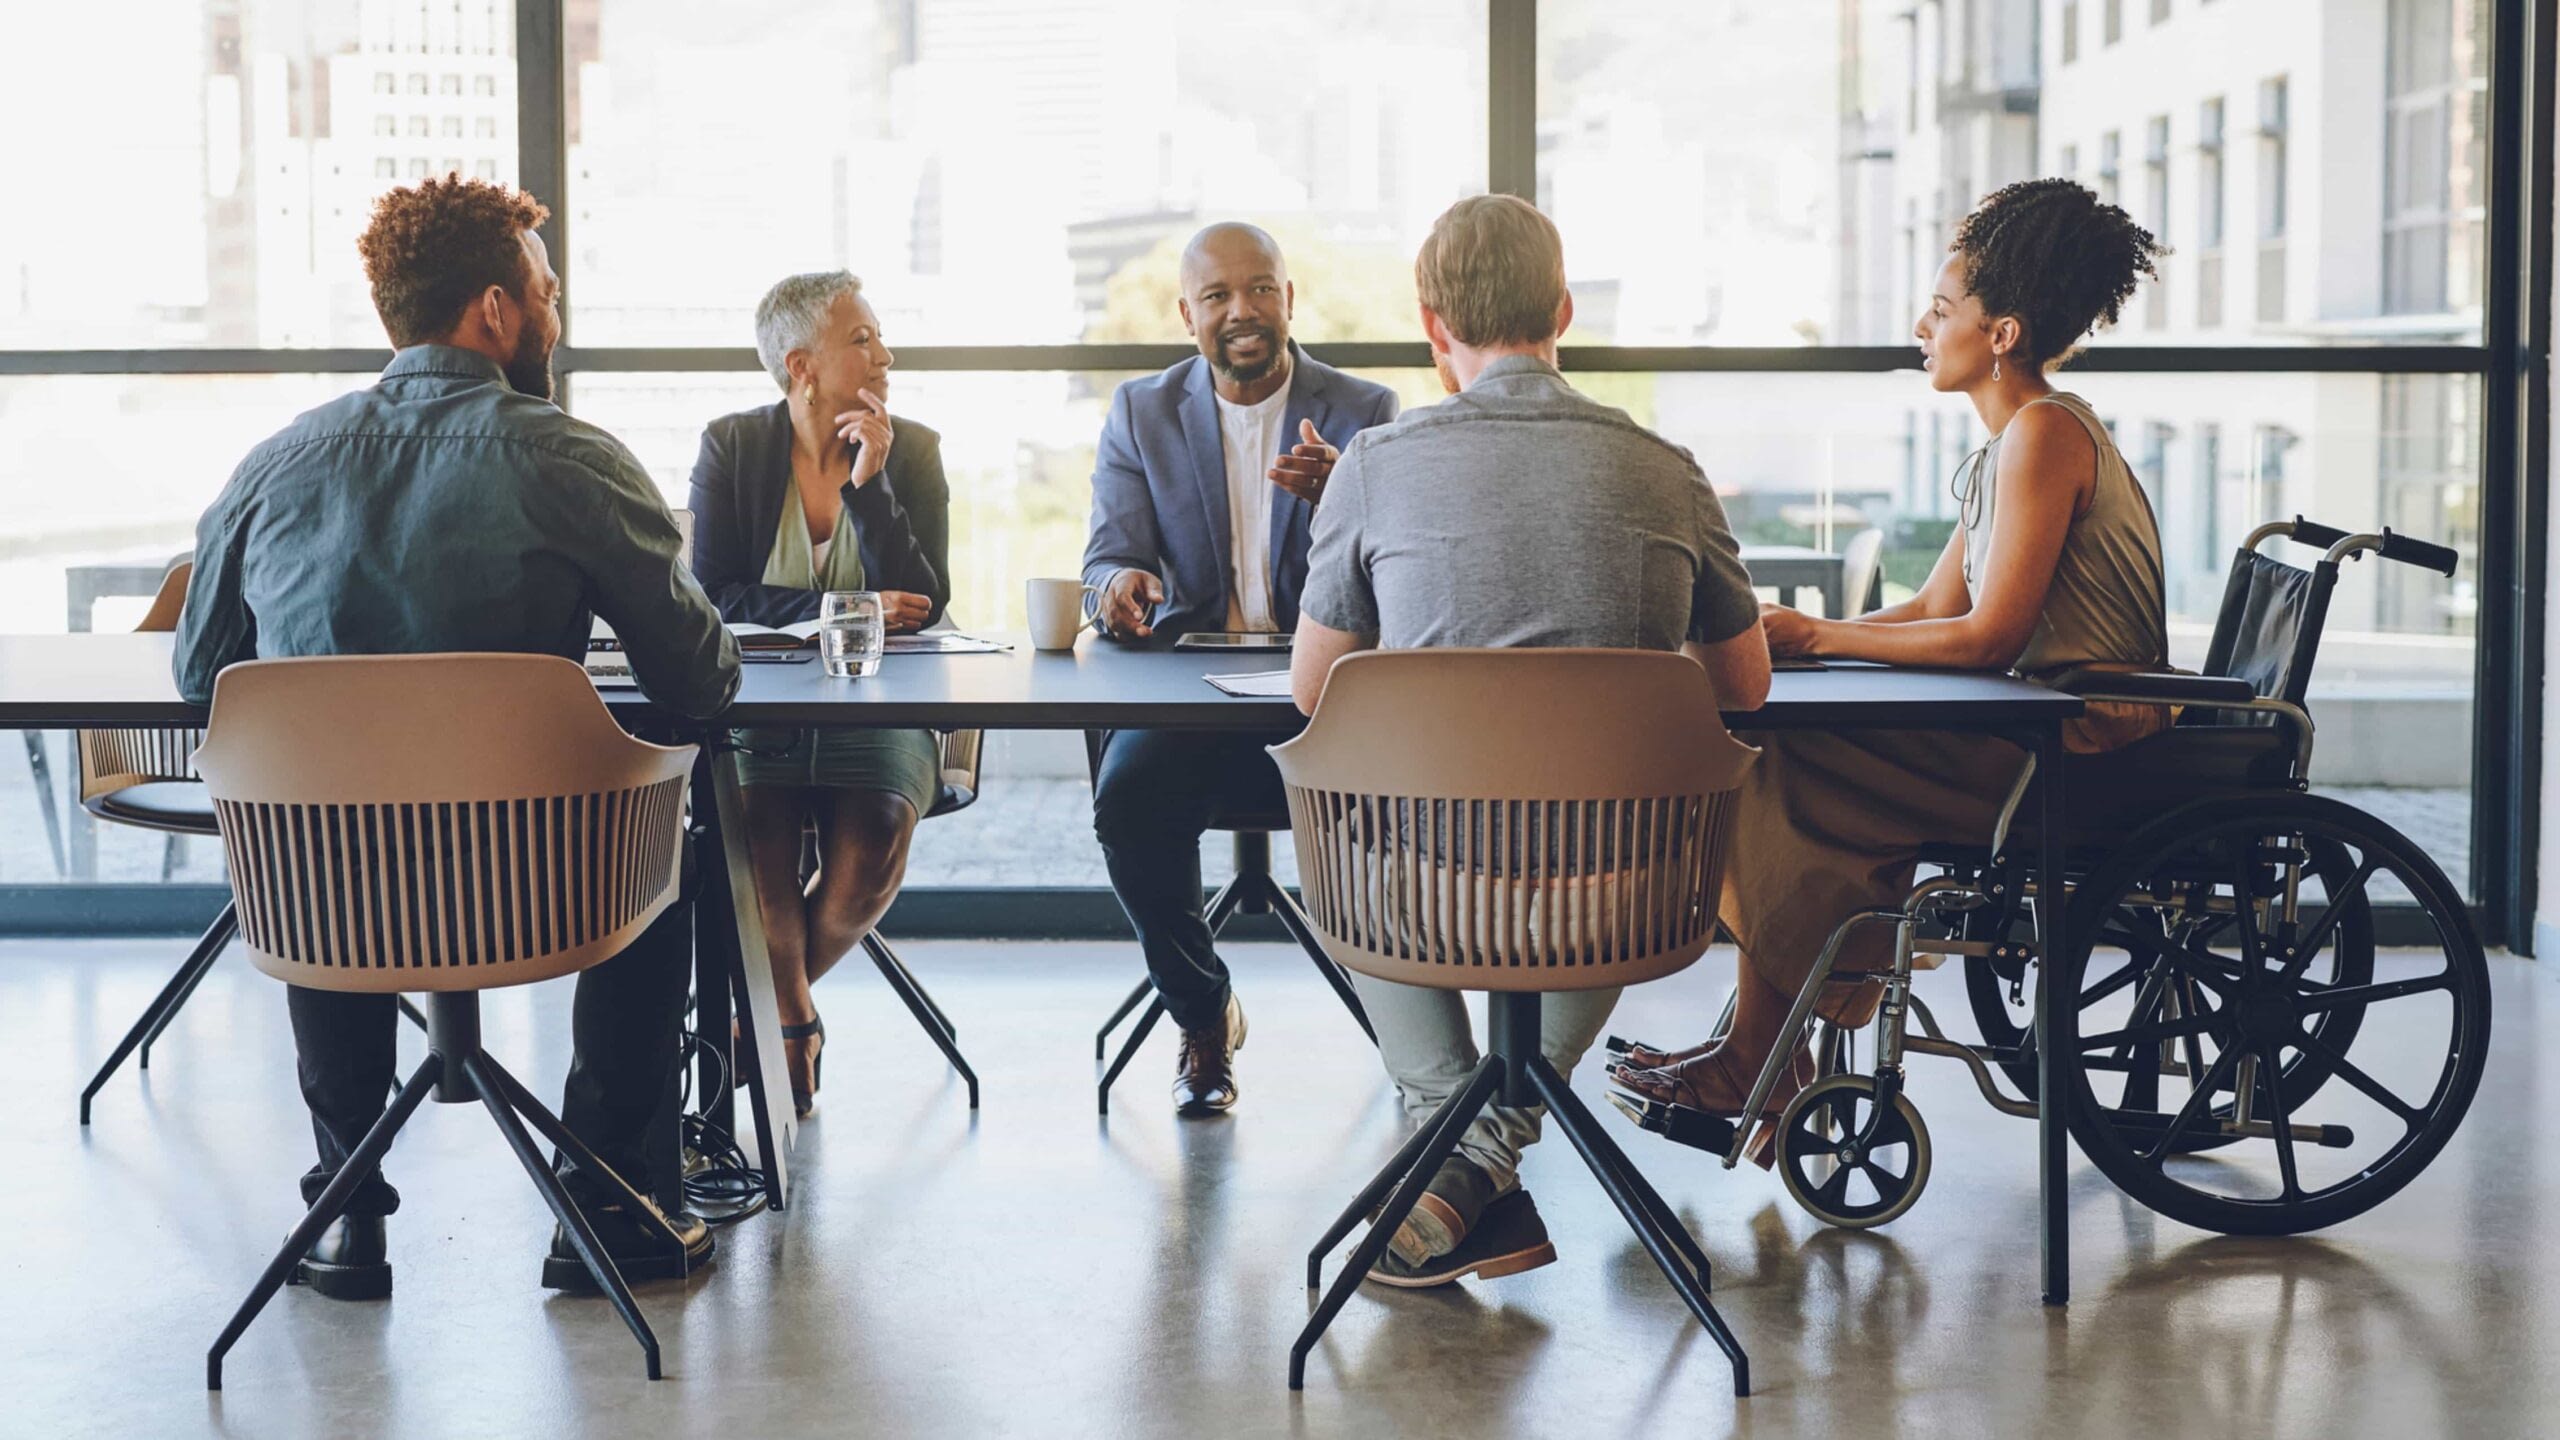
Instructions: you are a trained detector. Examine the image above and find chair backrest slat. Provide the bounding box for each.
[1270,650,1756,993]
[195,654,697,993]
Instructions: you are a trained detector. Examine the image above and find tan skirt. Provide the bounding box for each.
[1718,729,2028,1028]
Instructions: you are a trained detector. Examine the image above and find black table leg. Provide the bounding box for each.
[691,747,791,1212]
[2033,720,2069,1305]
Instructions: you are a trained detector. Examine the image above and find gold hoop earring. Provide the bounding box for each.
[802,384,814,404]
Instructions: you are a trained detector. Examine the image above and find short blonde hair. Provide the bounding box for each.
[1414,195,1567,347]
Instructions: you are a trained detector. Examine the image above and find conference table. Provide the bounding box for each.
[0,632,2084,1306]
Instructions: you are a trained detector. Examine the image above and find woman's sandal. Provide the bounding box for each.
[780,1016,826,1118]
[1608,1045,1817,1170]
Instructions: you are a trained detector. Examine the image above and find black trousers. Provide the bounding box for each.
[1090,727,1298,1031]
[286,897,694,1219]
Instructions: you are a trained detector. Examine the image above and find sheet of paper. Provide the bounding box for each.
[884,632,1012,654]
[1203,670,1294,698]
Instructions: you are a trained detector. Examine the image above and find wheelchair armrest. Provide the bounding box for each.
[2045,668,2258,707]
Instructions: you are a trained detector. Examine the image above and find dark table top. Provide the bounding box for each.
[0,633,2081,733]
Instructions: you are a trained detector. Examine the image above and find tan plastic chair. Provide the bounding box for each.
[76,561,237,1122]
[1839,526,1886,617]
[1272,648,1758,1397]
[197,653,697,1389]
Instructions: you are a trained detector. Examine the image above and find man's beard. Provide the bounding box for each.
[1211,324,1283,385]
[503,336,556,401]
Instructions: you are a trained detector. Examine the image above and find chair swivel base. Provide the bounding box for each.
[206,993,689,1390]
[1092,865,1375,1115]
[1292,992,1750,1398]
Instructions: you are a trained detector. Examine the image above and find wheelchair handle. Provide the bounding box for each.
[2279,517,2460,577]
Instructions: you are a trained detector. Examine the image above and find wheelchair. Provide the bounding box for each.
[1608,517,2491,1238]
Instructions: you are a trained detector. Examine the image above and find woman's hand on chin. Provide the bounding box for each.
[1759,602,1819,659]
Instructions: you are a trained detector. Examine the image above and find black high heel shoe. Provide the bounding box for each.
[780,1016,825,1118]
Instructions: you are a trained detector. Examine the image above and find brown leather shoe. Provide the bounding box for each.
[1172,993,1247,1116]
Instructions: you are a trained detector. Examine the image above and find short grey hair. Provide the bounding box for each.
[753,270,864,390]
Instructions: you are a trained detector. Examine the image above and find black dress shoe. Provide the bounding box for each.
[1172,994,1248,1116]
[289,1216,392,1301]
[540,1202,715,1291]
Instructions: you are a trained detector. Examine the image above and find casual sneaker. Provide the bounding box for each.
[1388,1154,1502,1267]
[1369,1189,1559,1289]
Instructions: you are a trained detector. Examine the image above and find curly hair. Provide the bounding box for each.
[1949,178,2165,367]
[357,175,551,347]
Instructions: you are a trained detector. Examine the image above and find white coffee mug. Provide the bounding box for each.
[1026,577,1102,650]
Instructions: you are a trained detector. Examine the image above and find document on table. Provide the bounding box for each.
[884,632,1012,654]
[1203,670,1293,698]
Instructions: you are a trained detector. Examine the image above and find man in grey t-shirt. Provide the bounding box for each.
[1290,195,1770,1290]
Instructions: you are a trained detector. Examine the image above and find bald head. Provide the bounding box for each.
[1181,222,1285,290]
[1178,221,1295,395]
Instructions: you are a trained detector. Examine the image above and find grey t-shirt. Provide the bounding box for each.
[1299,356,1758,651]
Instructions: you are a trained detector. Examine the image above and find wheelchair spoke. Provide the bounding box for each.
[2229,853,2268,976]
[2163,939,2242,998]
[2142,1043,2244,1166]
[2293,1030,2422,1129]
[2257,1042,2304,1202]
[2293,972,2453,1014]
[2282,852,2381,983]
[1813,1163,1856,1210]
[2078,954,2148,1008]
[2078,1006,2221,1056]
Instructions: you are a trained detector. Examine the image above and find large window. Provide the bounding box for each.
[0,0,2541,939]
[563,1,1483,348]
[0,1,517,350]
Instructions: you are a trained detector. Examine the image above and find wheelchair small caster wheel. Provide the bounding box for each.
[1776,1075,1932,1229]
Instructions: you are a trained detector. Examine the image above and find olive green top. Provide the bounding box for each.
[1961,391,2167,677]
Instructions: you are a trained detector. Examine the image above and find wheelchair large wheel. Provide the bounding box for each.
[2052,794,2488,1235]
[1966,837,2378,1155]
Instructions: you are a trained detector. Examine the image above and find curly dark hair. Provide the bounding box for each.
[1949,178,2165,367]
[357,175,551,346]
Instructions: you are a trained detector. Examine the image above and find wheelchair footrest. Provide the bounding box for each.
[1606,1090,1742,1155]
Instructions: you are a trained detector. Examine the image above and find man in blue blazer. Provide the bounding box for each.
[1081,222,1399,1115]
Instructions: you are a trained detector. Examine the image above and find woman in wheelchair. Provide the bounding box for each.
[1611,179,2171,1154]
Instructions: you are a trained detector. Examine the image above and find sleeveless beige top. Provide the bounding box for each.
[1960,391,2169,750]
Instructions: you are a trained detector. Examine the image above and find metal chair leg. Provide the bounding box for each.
[1097,997,1166,1115]
[1094,977,1154,1060]
[1268,887,1377,1045]
[872,939,956,1038]
[23,733,66,876]
[1303,1054,1500,1288]
[1531,1057,1712,1286]
[138,902,235,1068]
[1529,1057,1749,1396]
[465,1053,663,1381]
[1291,1058,1505,1391]
[863,933,980,1109]
[83,903,236,1122]
[470,1053,688,1250]
[207,1055,440,1390]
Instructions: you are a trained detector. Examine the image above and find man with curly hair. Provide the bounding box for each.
[176,175,739,1299]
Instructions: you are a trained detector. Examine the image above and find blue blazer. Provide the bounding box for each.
[1081,344,1398,641]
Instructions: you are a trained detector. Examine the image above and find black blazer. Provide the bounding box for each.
[686,400,950,629]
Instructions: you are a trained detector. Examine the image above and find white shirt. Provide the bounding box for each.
[1214,375,1292,632]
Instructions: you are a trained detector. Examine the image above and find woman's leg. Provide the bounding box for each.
[803,789,920,986]
[1618,730,2022,1112]
[741,784,822,1032]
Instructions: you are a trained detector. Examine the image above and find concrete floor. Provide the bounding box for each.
[7,937,2554,1440]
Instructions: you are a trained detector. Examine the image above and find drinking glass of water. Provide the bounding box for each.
[819,591,885,678]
